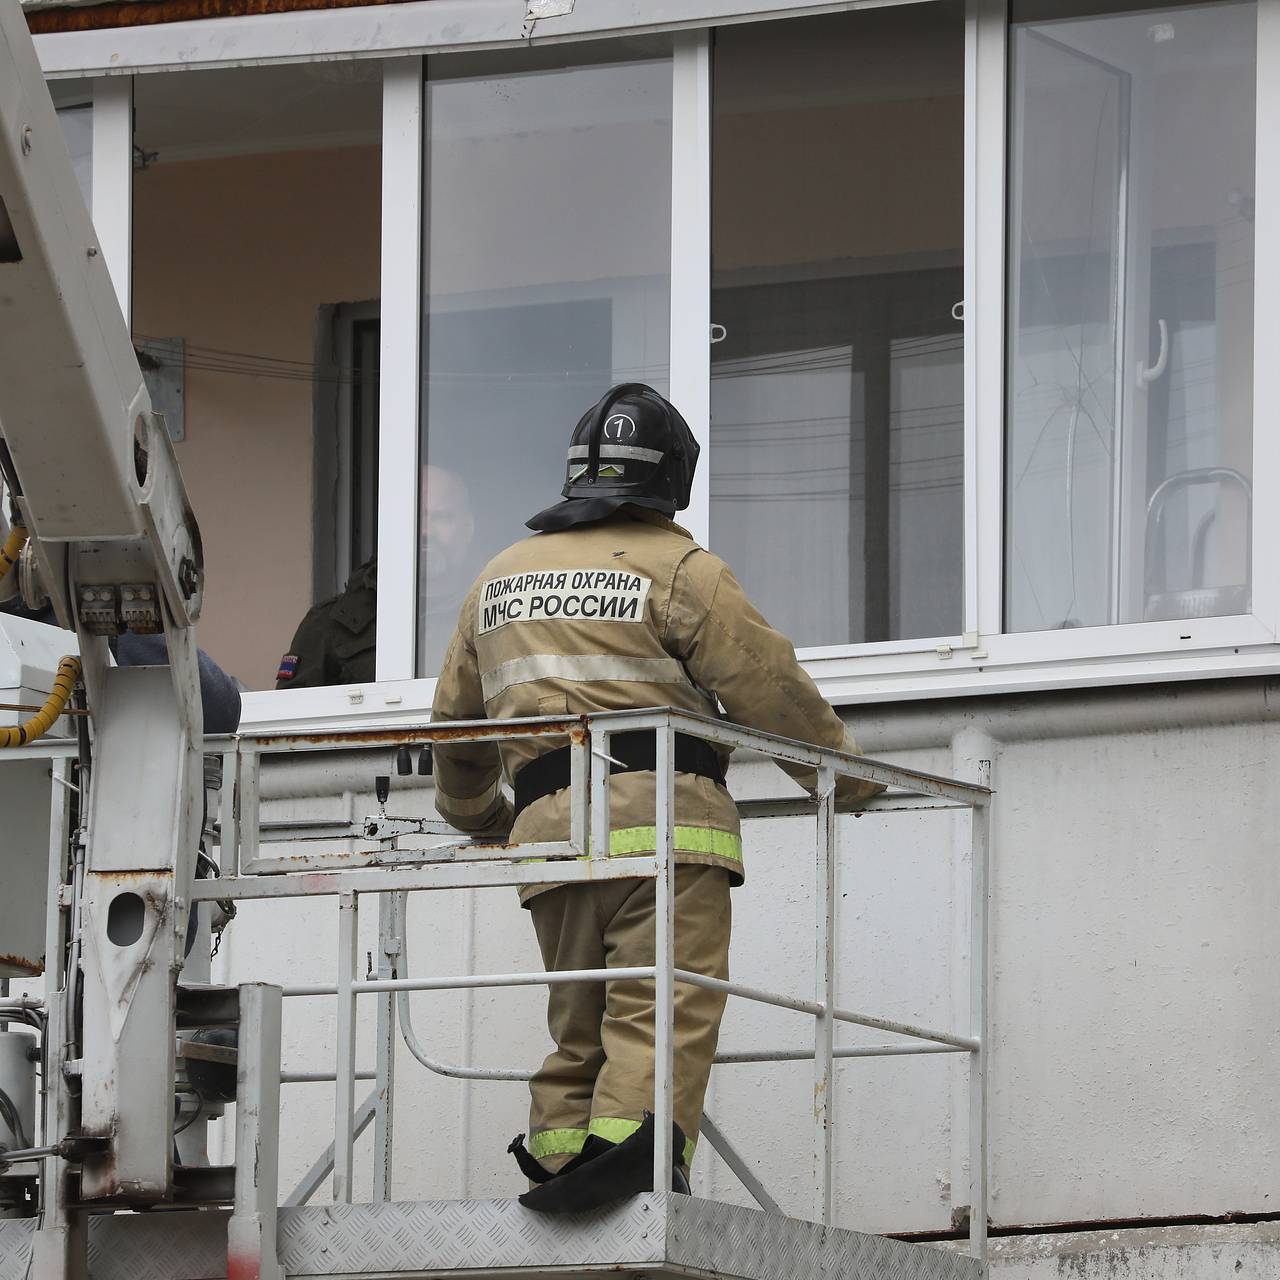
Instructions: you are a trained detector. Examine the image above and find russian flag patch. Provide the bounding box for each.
[277,654,299,681]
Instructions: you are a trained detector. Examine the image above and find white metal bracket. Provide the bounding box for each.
[228,983,284,1280]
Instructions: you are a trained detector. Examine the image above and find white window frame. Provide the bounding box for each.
[89,75,132,320]
[375,55,423,688]
[41,0,1280,733]
[949,0,1280,706]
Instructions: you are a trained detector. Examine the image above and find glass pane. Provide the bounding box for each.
[1006,2,1256,631]
[710,4,965,649]
[417,47,672,676]
[50,82,93,212]
[133,64,382,690]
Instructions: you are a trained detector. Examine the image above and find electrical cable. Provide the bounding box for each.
[0,1004,43,1029]
[0,524,26,582]
[0,656,80,749]
[62,686,91,1095]
[0,1086,31,1151]
[133,333,667,388]
[172,1105,202,1138]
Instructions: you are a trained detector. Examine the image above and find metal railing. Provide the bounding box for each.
[189,707,993,1257]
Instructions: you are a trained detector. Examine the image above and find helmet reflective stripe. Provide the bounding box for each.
[568,444,665,465]
[581,382,651,484]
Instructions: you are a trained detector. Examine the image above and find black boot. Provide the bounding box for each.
[507,1133,556,1184]
[508,1132,614,1185]
[518,1114,688,1214]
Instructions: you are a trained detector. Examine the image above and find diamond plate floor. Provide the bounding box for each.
[0,1194,981,1280]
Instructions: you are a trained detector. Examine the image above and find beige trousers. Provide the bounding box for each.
[526,865,731,1172]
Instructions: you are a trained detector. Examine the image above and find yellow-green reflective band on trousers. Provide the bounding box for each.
[528,1128,588,1159]
[608,825,742,863]
[519,826,742,868]
[589,1117,697,1167]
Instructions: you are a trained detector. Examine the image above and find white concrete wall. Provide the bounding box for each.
[955,1221,1280,1279]
[209,676,1280,1253]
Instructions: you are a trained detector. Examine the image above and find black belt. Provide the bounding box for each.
[513,729,726,820]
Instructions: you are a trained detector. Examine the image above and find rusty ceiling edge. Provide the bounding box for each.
[26,0,426,36]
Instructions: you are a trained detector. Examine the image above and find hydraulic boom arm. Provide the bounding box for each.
[0,0,206,1214]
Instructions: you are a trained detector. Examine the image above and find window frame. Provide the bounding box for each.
[48,0,1280,733]
[313,299,381,603]
[967,0,1280,684]
[89,76,132,321]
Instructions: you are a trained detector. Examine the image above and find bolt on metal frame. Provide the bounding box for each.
[185,706,992,1257]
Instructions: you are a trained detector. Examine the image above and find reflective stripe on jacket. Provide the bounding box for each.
[430,507,879,903]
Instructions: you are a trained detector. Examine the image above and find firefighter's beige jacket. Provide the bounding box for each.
[431,507,880,902]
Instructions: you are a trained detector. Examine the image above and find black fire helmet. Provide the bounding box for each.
[525,383,700,533]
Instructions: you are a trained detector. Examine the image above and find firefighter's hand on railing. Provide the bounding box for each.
[434,777,513,841]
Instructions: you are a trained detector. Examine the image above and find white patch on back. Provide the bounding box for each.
[478,569,653,634]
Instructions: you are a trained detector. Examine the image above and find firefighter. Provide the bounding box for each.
[430,383,882,1214]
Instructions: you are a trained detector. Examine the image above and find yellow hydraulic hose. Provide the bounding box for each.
[0,524,27,582]
[0,656,81,748]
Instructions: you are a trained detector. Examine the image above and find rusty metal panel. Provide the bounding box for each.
[76,661,202,1200]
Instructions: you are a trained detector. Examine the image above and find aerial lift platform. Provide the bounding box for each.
[0,1,991,1274]
[0,709,991,1280]
[0,1194,973,1280]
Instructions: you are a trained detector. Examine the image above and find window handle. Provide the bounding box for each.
[1138,318,1169,387]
